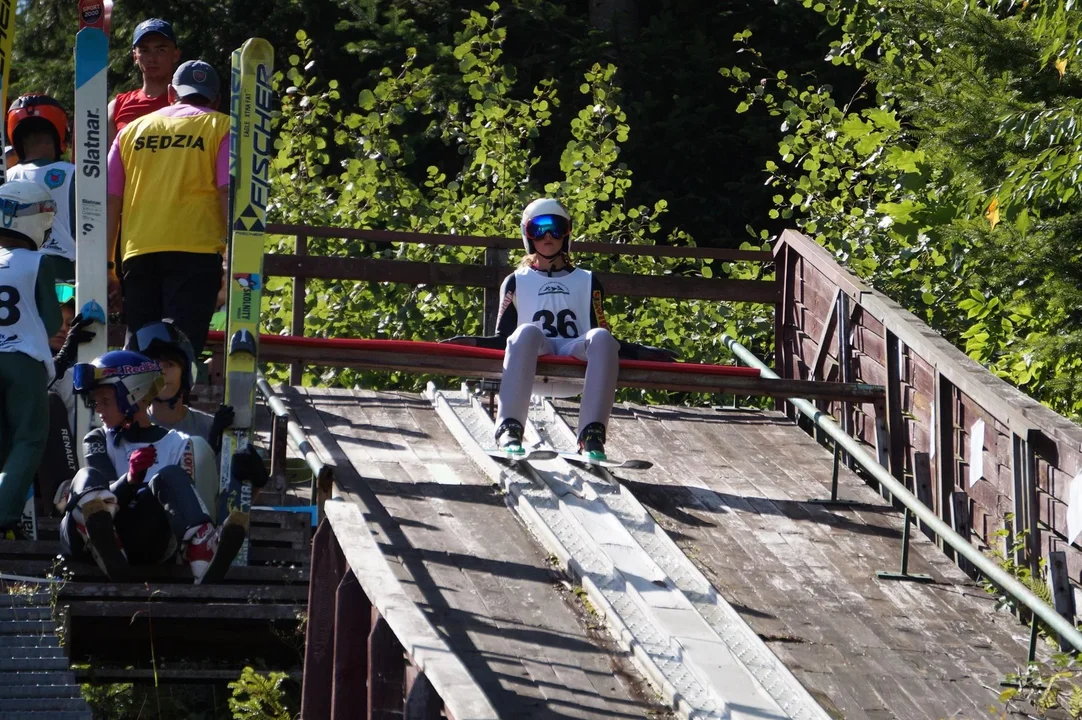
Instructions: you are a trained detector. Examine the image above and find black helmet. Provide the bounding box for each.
[124,319,197,403]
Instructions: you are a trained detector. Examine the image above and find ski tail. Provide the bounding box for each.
[0,0,15,181]
[219,39,274,566]
[73,14,110,466]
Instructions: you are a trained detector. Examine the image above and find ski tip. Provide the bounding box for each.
[79,300,106,324]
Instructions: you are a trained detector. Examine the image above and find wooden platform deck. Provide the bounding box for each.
[288,386,671,719]
[553,400,1037,720]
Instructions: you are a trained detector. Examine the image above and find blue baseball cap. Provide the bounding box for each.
[132,18,175,48]
[171,60,220,101]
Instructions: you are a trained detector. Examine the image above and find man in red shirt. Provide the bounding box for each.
[107,19,181,146]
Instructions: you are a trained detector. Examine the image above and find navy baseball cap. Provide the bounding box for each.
[171,60,220,100]
[132,18,175,48]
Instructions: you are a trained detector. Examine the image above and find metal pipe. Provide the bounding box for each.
[722,333,1082,654]
[255,375,332,489]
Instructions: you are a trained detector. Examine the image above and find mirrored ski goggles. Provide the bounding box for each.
[133,323,175,353]
[0,197,56,219]
[55,283,75,305]
[524,214,570,241]
[71,363,103,393]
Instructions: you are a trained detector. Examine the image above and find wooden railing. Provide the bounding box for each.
[775,229,1082,617]
[262,224,779,385]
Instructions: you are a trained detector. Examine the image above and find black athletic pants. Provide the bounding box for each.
[122,251,222,355]
[60,465,211,565]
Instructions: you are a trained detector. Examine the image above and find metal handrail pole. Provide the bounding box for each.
[722,333,1082,654]
[254,375,332,490]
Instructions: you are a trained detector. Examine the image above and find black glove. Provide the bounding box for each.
[231,445,269,488]
[440,335,507,350]
[209,404,235,455]
[618,341,679,362]
[51,313,97,382]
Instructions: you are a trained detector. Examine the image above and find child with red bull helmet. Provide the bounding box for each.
[6,94,77,283]
[60,350,247,583]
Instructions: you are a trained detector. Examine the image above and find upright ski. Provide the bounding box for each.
[0,0,14,183]
[218,39,274,565]
[73,0,110,465]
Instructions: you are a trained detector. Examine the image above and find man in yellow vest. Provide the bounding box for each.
[106,60,229,355]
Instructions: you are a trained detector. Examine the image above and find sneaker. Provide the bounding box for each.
[183,512,249,585]
[78,499,130,581]
[495,419,525,454]
[577,422,607,461]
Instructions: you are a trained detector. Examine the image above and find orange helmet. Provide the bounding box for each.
[7,94,70,160]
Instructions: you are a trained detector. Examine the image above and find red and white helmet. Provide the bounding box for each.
[521,198,572,258]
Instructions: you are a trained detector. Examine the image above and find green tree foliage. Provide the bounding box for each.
[264,6,772,402]
[724,0,1082,420]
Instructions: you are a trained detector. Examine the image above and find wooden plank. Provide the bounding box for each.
[249,546,311,565]
[65,601,302,620]
[302,519,347,720]
[331,569,372,720]
[266,223,773,261]
[262,255,780,303]
[57,583,307,602]
[810,289,840,381]
[74,667,302,683]
[0,559,308,584]
[1048,551,1075,652]
[914,452,936,541]
[369,612,406,720]
[405,667,443,720]
[952,491,977,578]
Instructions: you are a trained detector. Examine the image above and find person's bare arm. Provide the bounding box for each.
[106,98,118,148]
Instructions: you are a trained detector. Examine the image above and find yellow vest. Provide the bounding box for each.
[117,110,230,261]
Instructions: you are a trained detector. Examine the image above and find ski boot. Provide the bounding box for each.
[495,419,525,455]
[77,499,131,581]
[183,511,249,585]
[578,422,607,461]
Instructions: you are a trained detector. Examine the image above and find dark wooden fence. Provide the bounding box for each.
[261,224,778,385]
[775,228,1082,609]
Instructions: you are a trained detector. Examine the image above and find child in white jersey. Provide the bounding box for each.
[6,94,77,283]
[60,350,247,583]
[0,181,62,536]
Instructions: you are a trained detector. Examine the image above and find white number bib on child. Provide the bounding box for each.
[0,248,54,377]
[514,266,593,354]
[8,161,76,266]
[104,429,194,483]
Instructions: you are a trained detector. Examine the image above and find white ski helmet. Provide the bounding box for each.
[521,197,572,257]
[0,179,55,250]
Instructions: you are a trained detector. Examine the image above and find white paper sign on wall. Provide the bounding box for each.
[967,418,985,489]
[1068,471,1082,547]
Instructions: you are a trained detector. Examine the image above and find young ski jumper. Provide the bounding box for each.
[6,94,77,283]
[106,59,230,355]
[107,18,181,146]
[61,350,247,583]
[0,181,62,532]
[126,319,268,517]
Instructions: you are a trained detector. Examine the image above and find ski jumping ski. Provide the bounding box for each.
[218,38,274,565]
[0,0,13,183]
[556,451,653,470]
[484,447,558,463]
[73,0,110,466]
